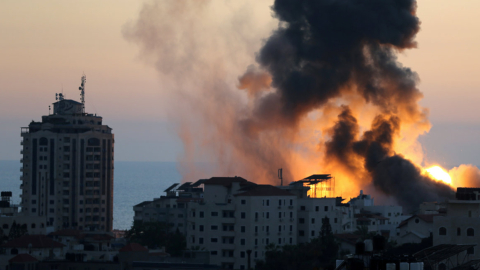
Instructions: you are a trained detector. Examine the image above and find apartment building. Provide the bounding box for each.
[187,178,298,269]
[433,188,480,259]
[20,85,114,232]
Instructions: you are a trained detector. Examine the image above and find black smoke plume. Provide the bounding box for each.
[244,0,454,211]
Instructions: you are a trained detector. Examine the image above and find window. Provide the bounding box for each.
[255,239,258,245]
[290,199,293,206]
[300,206,306,211]
[191,236,195,244]
[311,230,315,236]
[468,247,475,255]
[278,212,282,219]
[211,250,217,255]
[334,218,338,223]
[200,225,204,232]
[299,218,305,224]
[266,212,269,219]
[241,239,246,245]
[200,211,204,218]
[211,211,218,217]
[211,225,218,230]
[266,226,269,232]
[290,212,293,218]
[279,200,282,206]
[255,212,259,219]
[311,218,315,224]
[31,223,36,229]
[211,238,218,243]
[315,206,319,212]
[415,218,420,224]
[223,211,234,218]
[457,228,461,236]
[241,226,246,233]
[222,250,234,257]
[467,228,475,236]
[241,199,246,205]
[199,238,204,244]
[299,230,305,236]
[223,224,234,231]
[241,212,246,219]
[439,227,447,236]
[266,200,270,206]
[324,206,328,211]
[290,225,293,232]
[255,226,258,233]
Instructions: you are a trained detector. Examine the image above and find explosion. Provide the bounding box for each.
[124,0,480,213]
[425,166,453,186]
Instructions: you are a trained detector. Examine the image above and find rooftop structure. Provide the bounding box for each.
[19,76,114,232]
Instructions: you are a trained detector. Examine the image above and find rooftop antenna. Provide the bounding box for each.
[55,93,65,101]
[79,74,86,113]
[278,168,283,186]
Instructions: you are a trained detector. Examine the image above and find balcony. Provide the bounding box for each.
[21,127,29,134]
[20,176,23,181]
[20,141,23,145]
[20,167,23,172]
[20,159,23,163]
[20,150,23,155]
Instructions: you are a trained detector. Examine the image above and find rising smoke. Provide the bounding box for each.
[125,0,464,212]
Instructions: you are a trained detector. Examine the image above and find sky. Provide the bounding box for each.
[1,0,480,168]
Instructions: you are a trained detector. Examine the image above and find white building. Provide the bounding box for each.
[396,214,437,245]
[348,191,408,241]
[134,176,359,269]
[20,80,114,232]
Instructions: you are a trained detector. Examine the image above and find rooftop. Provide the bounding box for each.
[2,235,64,249]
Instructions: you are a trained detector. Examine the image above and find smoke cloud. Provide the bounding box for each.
[125,0,456,213]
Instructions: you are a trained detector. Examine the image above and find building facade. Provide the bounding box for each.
[433,188,480,259]
[20,94,114,232]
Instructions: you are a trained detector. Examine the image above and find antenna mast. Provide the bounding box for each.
[278,168,283,186]
[79,74,86,113]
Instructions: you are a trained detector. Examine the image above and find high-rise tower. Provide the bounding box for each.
[20,77,114,231]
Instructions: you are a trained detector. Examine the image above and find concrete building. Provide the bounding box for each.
[348,191,408,241]
[433,188,480,260]
[20,79,114,232]
[188,179,298,269]
[396,214,438,245]
[133,176,360,269]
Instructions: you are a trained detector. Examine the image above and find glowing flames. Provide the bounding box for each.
[425,166,453,186]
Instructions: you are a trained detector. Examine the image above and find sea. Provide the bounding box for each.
[0,160,181,230]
